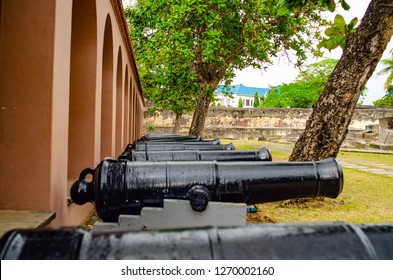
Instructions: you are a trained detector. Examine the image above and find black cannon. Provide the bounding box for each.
[139,134,202,141]
[135,137,220,146]
[71,157,343,222]
[119,142,235,156]
[123,147,272,161]
[133,138,224,151]
[1,222,392,259]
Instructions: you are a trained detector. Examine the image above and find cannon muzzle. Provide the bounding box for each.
[71,158,343,222]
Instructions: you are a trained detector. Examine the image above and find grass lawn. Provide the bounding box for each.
[337,151,393,166]
[221,139,393,224]
[249,168,393,224]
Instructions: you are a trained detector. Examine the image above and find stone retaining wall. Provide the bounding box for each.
[144,106,393,146]
[146,106,393,130]
[379,117,393,145]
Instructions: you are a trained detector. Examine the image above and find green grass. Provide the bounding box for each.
[337,151,393,166]
[221,139,291,161]
[250,168,393,224]
[219,139,393,224]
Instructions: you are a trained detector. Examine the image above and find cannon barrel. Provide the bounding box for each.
[71,157,343,222]
[1,223,392,259]
[128,147,272,161]
[133,138,222,150]
[139,134,202,141]
[133,142,235,151]
[118,142,235,159]
[135,138,219,146]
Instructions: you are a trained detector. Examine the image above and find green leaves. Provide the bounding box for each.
[318,15,358,50]
[261,59,338,108]
[373,90,393,106]
[377,49,393,93]
[127,0,337,119]
[334,14,345,27]
[253,91,261,107]
[277,4,290,16]
[340,0,350,11]
[261,81,321,108]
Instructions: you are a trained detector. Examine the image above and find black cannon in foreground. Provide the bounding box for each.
[71,157,343,222]
[1,222,392,259]
[121,147,272,161]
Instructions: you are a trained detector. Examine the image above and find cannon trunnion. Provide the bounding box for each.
[71,158,343,222]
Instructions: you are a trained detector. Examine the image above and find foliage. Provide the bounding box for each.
[318,14,358,50]
[373,90,393,106]
[295,58,338,82]
[146,123,154,133]
[261,82,320,108]
[238,98,243,108]
[253,91,260,107]
[261,59,338,108]
[377,49,393,93]
[372,49,393,106]
[125,5,199,118]
[126,0,342,135]
[140,60,199,116]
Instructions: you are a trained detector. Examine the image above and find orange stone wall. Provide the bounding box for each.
[0,0,144,226]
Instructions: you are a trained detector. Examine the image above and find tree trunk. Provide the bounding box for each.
[172,112,182,134]
[290,0,393,162]
[189,90,211,136]
[189,80,219,136]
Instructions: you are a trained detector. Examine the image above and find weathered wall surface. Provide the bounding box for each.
[145,106,393,130]
[144,106,393,145]
[379,117,393,145]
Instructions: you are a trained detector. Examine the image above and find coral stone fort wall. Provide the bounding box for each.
[144,106,393,149]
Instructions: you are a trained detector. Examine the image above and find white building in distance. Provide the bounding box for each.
[213,84,269,108]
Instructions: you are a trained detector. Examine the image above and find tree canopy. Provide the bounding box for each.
[261,58,338,108]
[373,91,393,106]
[126,0,349,135]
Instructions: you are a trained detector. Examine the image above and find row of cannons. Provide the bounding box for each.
[72,134,342,222]
[1,134,393,259]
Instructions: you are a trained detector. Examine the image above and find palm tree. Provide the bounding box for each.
[377,49,393,93]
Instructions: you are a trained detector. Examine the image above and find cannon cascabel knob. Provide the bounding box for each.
[70,168,95,205]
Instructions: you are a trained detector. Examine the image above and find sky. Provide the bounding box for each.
[232,0,392,105]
